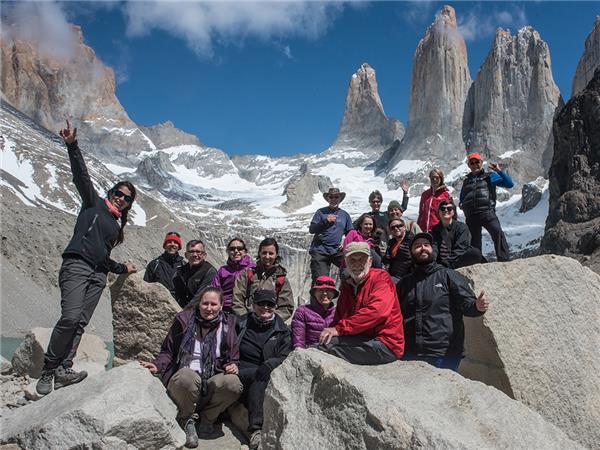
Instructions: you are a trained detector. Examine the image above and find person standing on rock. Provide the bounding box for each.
[397,233,489,371]
[211,237,256,314]
[308,187,353,282]
[236,289,293,450]
[37,121,137,396]
[417,169,450,232]
[140,287,243,448]
[144,231,184,297]
[318,242,405,365]
[173,240,217,309]
[459,153,513,261]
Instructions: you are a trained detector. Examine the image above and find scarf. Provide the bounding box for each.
[390,237,404,258]
[104,199,122,219]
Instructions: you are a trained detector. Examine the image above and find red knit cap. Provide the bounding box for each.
[163,232,182,250]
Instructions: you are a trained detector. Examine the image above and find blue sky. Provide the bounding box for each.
[7,2,600,157]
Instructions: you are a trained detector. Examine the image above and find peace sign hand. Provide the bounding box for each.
[59,119,77,144]
[476,290,489,312]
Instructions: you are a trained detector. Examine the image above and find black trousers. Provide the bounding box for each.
[238,362,269,432]
[449,247,483,269]
[465,210,510,262]
[309,251,341,283]
[319,335,397,365]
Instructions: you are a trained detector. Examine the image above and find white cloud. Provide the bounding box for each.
[122,1,345,58]
[458,5,529,42]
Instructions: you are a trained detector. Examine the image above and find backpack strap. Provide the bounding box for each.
[275,275,286,299]
[245,269,255,308]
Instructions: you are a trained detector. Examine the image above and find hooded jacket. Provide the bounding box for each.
[144,251,184,296]
[397,261,484,358]
[153,309,239,387]
[212,255,256,309]
[333,268,405,358]
[417,185,450,232]
[61,141,127,274]
[291,299,336,349]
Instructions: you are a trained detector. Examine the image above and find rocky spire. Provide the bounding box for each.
[331,63,404,151]
[381,5,472,185]
[464,27,561,187]
[572,16,600,96]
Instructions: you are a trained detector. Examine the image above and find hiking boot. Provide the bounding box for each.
[183,414,199,448]
[54,366,87,390]
[249,430,262,450]
[196,416,214,439]
[36,369,55,395]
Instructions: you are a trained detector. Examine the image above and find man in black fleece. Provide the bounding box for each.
[144,231,184,297]
[173,239,217,308]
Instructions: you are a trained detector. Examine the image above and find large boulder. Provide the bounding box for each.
[458,255,600,449]
[0,363,184,449]
[263,349,581,449]
[110,272,181,364]
[10,327,108,379]
[520,177,547,213]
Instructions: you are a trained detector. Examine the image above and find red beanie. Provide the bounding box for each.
[163,232,182,250]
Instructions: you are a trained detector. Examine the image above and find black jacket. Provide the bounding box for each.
[382,232,414,279]
[173,261,217,308]
[61,141,126,274]
[460,171,496,216]
[431,221,472,268]
[397,262,484,357]
[236,313,292,371]
[144,252,184,296]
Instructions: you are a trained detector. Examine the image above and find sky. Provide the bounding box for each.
[3,1,599,157]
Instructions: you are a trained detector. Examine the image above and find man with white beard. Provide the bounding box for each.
[318,242,405,365]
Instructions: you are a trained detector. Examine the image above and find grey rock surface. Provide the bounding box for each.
[110,272,181,363]
[0,362,185,449]
[281,164,332,212]
[458,255,600,449]
[573,16,600,96]
[464,27,561,188]
[263,349,581,450]
[520,177,546,213]
[0,356,11,375]
[11,327,108,379]
[540,68,600,274]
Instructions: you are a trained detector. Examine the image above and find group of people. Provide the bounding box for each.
[36,123,508,449]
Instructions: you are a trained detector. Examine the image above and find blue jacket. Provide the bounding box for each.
[309,207,353,255]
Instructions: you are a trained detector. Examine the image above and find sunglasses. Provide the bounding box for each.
[255,301,276,308]
[440,206,455,212]
[228,246,245,252]
[468,160,482,165]
[114,190,134,203]
[390,224,405,230]
[328,195,341,200]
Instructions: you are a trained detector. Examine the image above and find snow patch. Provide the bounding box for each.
[498,149,522,159]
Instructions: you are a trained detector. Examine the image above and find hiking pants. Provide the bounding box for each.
[449,247,483,269]
[403,354,462,372]
[319,335,397,365]
[465,210,510,262]
[43,257,107,370]
[167,368,243,421]
[237,362,269,432]
[310,251,341,283]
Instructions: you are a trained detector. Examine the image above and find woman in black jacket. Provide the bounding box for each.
[382,217,415,284]
[236,289,293,450]
[37,122,137,396]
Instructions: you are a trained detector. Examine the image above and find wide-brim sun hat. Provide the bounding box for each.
[323,187,346,202]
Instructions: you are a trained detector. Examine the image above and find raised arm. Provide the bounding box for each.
[60,121,98,207]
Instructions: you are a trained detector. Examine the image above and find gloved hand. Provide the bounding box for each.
[255,364,272,382]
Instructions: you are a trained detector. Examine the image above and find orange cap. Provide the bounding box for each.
[467,152,482,161]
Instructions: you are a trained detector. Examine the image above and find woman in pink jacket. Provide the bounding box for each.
[417,169,450,232]
[342,214,382,268]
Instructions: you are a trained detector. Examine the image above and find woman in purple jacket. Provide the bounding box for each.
[291,276,338,349]
[140,287,242,448]
[212,238,256,313]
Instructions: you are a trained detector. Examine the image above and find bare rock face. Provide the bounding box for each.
[139,121,203,149]
[519,176,546,213]
[330,63,404,154]
[109,273,181,364]
[263,349,582,450]
[382,5,471,186]
[464,27,561,188]
[572,16,600,96]
[280,164,332,212]
[458,256,600,449]
[540,68,600,274]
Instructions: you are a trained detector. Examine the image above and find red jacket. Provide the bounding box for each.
[332,269,405,358]
[417,185,450,232]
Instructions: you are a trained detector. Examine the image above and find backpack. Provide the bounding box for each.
[245,269,286,307]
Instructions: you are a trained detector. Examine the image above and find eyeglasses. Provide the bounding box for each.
[228,246,245,252]
[390,224,405,230]
[255,301,276,309]
[468,160,482,166]
[114,190,134,203]
[439,206,455,212]
[187,250,206,254]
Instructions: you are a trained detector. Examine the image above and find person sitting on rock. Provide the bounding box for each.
[342,213,382,269]
[231,237,294,320]
[236,290,293,450]
[387,200,421,236]
[366,183,409,234]
[431,198,483,269]
[140,287,242,448]
[397,233,489,372]
[173,240,217,309]
[318,242,404,365]
[37,121,137,396]
[144,231,184,297]
[417,168,450,232]
[459,152,513,261]
[308,187,353,282]
[382,218,415,285]
[291,276,337,349]
[211,237,256,314]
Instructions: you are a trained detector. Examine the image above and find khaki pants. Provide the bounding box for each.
[167,368,243,421]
